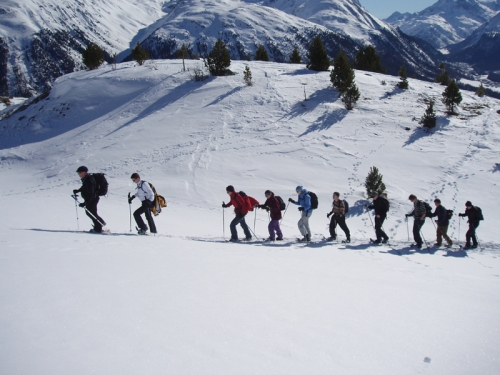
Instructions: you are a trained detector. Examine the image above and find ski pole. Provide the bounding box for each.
[254,209,257,234]
[280,201,290,225]
[72,194,80,230]
[458,216,461,245]
[366,209,375,232]
[406,217,409,241]
[420,227,430,249]
[476,233,482,252]
[72,195,106,227]
[247,221,263,242]
[222,202,226,240]
[128,193,132,232]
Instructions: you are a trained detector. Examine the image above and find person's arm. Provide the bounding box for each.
[302,193,312,211]
[339,201,345,216]
[142,182,155,202]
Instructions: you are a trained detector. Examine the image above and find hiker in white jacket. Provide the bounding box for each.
[128,173,157,234]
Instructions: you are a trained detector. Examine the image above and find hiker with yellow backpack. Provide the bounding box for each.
[128,173,166,235]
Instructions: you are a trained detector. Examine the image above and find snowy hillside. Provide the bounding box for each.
[386,0,497,49]
[1,60,500,374]
[0,0,167,96]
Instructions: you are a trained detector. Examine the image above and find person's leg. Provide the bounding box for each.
[134,205,148,231]
[436,225,443,245]
[337,216,350,240]
[143,202,157,233]
[275,221,283,240]
[230,216,242,240]
[86,198,103,232]
[374,216,382,241]
[471,223,479,247]
[329,216,337,239]
[379,215,389,241]
[239,215,252,239]
[268,220,279,240]
[413,220,423,247]
[303,212,312,238]
[465,224,474,247]
[298,215,307,236]
[440,226,452,245]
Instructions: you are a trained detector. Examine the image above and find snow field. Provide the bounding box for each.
[1,60,500,374]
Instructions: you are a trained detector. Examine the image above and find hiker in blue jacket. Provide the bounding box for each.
[288,186,313,242]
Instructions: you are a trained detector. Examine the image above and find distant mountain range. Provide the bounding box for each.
[0,0,499,97]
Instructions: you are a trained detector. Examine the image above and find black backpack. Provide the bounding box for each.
[423,201,433,218]
[379,196,390,212]
[474,206,484,221]
[446,209,454,220]
[343,200,349,214]
[308,191,318,209]
[275,196,286,211]
[92,173,108,196]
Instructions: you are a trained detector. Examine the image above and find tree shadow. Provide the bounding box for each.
[403,116,450,147]
[346,199,371,218]
[299,108,348,137]
[380,86,405,100]
[492,163,500,173]
[106,78,212,137]
[281,69,327,76]
[287,87,337,118]
[204,86,243,107]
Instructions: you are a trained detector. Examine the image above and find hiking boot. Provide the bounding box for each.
[326,236,336,242]
[471,244,478,249]
[229,238,239,242]
[382,238,389,244]
[276,237,283,241]
[463,244,472,249]
[306,234,311,242]
[344,238,351,243]
[137,228,147,235]
[264,237,275,242]
[89,228,102,233]
[298,236,308,242]
[434,243,442,247]
[243,237,252,241]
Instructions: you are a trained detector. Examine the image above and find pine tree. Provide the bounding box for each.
[342,83,360,110]
[397,65,409,89]
[330,49,353,93]
[476,83,486,97]
[205,38,231,76]
[255,45,269,61]
[111,52,118,70]
[306,36,330,71]
[290,47,301,64]
[177,43,189,72]
[355,45,386,73]
[365,167,386,197]
[419,100,437,128]
[435,63,450,85]
[82,43,105,70]
[132,42,149,66]
[442,79,462,114]
[243,65,252,86]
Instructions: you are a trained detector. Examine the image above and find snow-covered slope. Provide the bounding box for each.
[386,0,498,49]
[1,60,500,374]
[0,0,167,96]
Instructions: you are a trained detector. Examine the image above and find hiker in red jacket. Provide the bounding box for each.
[222,185,252,242]
[258,190,283,241]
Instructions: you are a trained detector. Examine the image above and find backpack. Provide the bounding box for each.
[423,201,433,218]
[446,209,454,220]
[92,173,108,196]
[379,196,390,212]
[342,200,349,214]
[474,206,484,221]
[238,191,259,212]
[141,181,167,216]
[308,191,318,209]
[275,196,286,211]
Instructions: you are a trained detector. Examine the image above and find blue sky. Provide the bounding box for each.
[360,0,436,19]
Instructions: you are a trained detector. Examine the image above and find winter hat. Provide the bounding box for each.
[465,201,472,207]
[264,190,273,196]
[296,186,303,192]
[226,185,235,193]
[76,166,88,173]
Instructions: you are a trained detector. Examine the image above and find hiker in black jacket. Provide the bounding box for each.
[458,201,481,249]
[365,192,389,244]
[429,198,453,247]
[405,194,426,248]
[73,166,105,233]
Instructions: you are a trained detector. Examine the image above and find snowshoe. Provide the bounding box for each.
[369,238,381,244]
[341,239,351,244]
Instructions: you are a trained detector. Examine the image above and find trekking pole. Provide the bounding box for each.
[72,194,80,230]
[420,229,430,249]
[476,233,482,252]
[128,193,132,232]
[458,216,461,245]
[366,209,375,231]
[247,222,263,242]
[254,209,257,234]
[72,195,106,227]
[280,202,290,225]
[222,202,226,240]
[406,217,409,241]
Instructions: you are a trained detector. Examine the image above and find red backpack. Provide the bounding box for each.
[239,191,259,212]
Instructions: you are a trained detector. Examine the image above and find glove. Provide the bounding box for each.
[222,202,227,208]
[405,214,410,218]
[288,198,295,203]
[128,195,135,204]
[327,212,332,218]
[459,213,465,217]
[73,189,79,195]
[79,202,86,208]
[298,207,304,211]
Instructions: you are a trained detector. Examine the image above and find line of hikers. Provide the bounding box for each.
[71,167,483,249]
[222,185,483,249]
